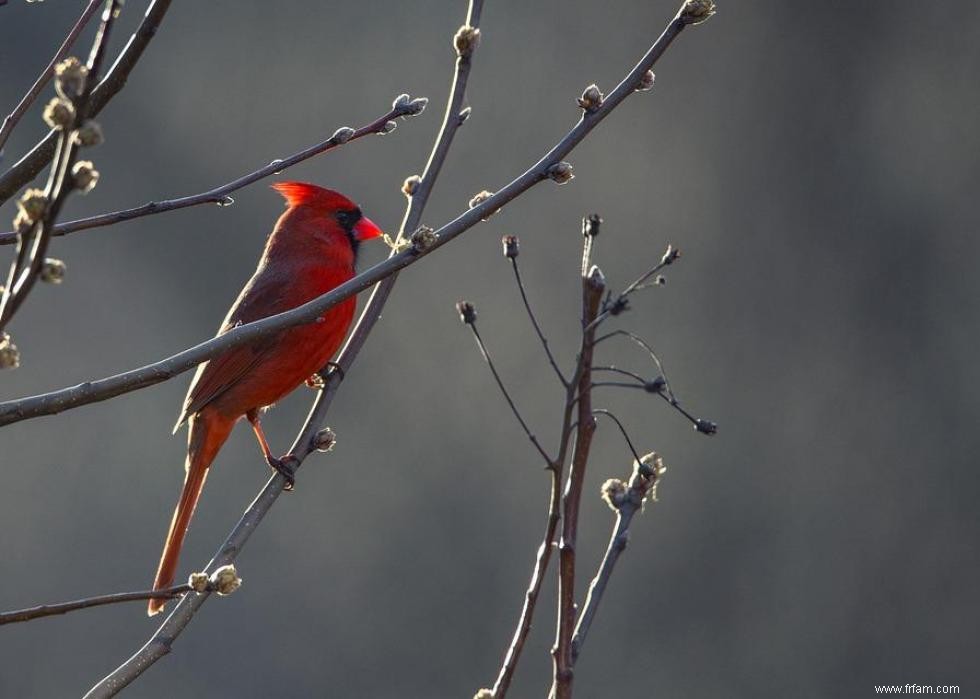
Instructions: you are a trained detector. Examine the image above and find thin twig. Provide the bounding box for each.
[591,408,643,465]
[0,0,174,205]
[0,104,417,246]
[0,0,102,156]
[467,319,553,465]
[0,584,190,625]
[552,236,606,699]
[510,256,567,386]
[584,243,680,332]
[0,0,690,429]
[570,456,663,661]
[595,329,677,402]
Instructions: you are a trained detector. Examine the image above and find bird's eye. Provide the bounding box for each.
[336,211,351,227]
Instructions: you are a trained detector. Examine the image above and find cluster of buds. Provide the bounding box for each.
[547,161,575,185]
[680,0,716,25]
[15,188,47,229]
[456,300,477,325]
[402,174,421,197]
[601,478,628,510]
[72,160,99,193]
[40,258,67,284]
[454,24,481,57]
[392,93,429,117]
[577,84,604,113]
[636,452,667,502]
[188,572,210,593]
[410,225,437,253]
[0,333,20,370]
[54,57,88,100]
[501,234,519,259]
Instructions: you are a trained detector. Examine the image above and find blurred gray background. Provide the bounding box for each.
[2,2,978,697]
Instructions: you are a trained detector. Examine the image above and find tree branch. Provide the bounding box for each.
[0,584,190,626]
[507,242,568,386]
[0,0,102,157]
[0,0,173,205]
[0,0,691,428]
[0,102,419,247]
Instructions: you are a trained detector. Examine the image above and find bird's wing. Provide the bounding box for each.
[173,272,286,431]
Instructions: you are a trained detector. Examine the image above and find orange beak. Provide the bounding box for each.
[353,215,384,242]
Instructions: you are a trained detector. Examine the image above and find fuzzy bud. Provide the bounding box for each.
[402,174,421,197]
[577,84,603,113]
[313,426,336,453]
[188,572,210,593]
[0,333,20,370]
[661,244,680,266]
[331,126,355,144]
[406,97,428,116]
[637,452,666,479]
[17,189,48,223]
[71,160,99,193]
[39,258,66,284]
[601,478,628,511]
[410,225,437,253]
[42,97,75,129]
[637,70,656,92]
[392,93,412,111]
[458,106,472,124]
[73,120,104,147]
[381,120,397,135]
[456,300,477,325]
[473,690,494,699]
[469,190,493,209]
[680,0,716,25]
[502,234,519,259]
[54,56,88,99]
[12,210,33,233]
[210,565,242,596]
[694,418,718,435]
[547,161,575,185]
[454,25,481,57]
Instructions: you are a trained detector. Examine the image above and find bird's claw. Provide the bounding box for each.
[267,454,299,491]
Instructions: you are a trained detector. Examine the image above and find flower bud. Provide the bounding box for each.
[392,93,412,111]
[502,234,519,259]
[40,258,66,284]
[402,174,421,197]
[468,190,492,209]
[331,126,355,144]
[583,213,602,238]
[454,25,481,57]
[680,0,716,25]
[661,244,680,266]
[381,120,397,135]
[73,120,104,147]
[0,333,20,370]
[17,189,47,223]
[644,376,666,394]
[42,97,75,129]
[313,426,336,453]
[54,57,88,99]
[210,565,242,596]
[601,478,627,510]
[694,418,718,435]
[577,84,603,113]
[458,106,472,124]
[72,160,99,193]
[188,572,210,593]
[636,70,656,92]
[456,300,477,325]
[547,161,575,185]
[410,225,436,253]
[473,690,494,699]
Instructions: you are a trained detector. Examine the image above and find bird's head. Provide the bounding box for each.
[271,181,383,264]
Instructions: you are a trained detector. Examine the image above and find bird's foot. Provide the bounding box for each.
[267,454,299,491]
[305,363,345,389]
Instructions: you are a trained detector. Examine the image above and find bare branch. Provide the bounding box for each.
[0,103,418,247]
[0,0,174,205]
[591,408,643,465]
[460,301,554,466]
[584,243,680,332]
[508,244,568,386]
[570,453,665,661]
[0,0,102,156]
[0,584,190,626]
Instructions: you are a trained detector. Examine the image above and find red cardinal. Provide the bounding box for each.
[148,182,382,616]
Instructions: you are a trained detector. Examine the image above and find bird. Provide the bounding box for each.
[148,182,383,616]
